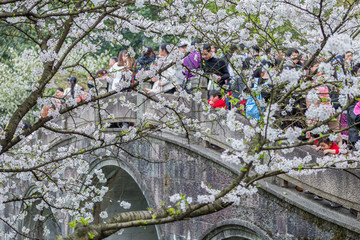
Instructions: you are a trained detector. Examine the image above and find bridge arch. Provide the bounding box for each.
[88,157,160,240]
[200,219,272,240]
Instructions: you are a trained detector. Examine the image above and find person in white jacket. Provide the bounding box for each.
[111,50,134,91]
[145,43,176,95]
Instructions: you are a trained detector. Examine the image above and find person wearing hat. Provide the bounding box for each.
[174,42,188,90]
[177,42,188,52]
[182,39,202,90]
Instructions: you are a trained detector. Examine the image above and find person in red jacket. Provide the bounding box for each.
[313,137,342,207]
[208,90,227,109]
[316,138,339,155]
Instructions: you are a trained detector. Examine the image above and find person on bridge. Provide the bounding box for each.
[208,90,227,109]
[145,43,176,95]
[64,77,84,99]
[133,46,156,82]
[40,87,64,118]
[174,42,188,90]
[243,46,261,70]
[201,44,229,93]
[107,56,118,89]
[111,50,134,91]
[316,138,340,155]
[87,69,109,92]
[182,39,201,91]
[283,48,302,70]
[54,87,64,109]
[109,56,118,72]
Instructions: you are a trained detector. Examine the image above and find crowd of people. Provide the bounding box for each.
[42,39,360,155]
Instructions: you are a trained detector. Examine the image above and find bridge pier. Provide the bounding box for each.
[136,82,149,126]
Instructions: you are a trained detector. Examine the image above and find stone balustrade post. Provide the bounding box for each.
[136,82,151,126]
[190,76,208,146]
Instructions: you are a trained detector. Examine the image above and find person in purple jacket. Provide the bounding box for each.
[182,39,202,91]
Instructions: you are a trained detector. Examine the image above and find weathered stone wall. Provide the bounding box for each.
[10,105,360,239]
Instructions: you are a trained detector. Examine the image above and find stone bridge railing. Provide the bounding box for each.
[41,92,360,218]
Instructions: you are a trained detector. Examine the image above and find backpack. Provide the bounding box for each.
[245,80,264,120]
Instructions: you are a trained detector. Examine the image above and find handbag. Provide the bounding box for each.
[245,80,264,120]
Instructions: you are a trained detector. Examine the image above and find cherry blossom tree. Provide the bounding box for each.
[0,0,360,239]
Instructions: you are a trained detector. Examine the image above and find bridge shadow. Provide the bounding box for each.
[91,163,158,240]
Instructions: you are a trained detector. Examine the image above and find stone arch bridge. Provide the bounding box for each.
[11,93,360,239]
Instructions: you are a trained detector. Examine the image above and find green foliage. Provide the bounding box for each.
[79,217,90,226]
[0,47,110,123]
[0,26,36,61]
[88,232,95,239]
[68,220,77,228]
[298,164,304,172]
[99,4,178,58]
[0,48,41,122]
[205,1,222,13]
[167,207,176,215]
